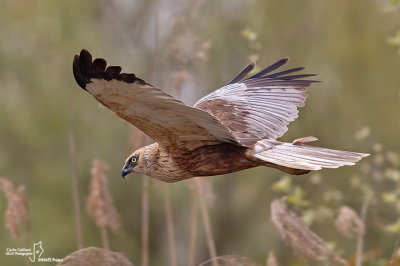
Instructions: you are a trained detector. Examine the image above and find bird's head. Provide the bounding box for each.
[121,147,149,178]
[121,153,139,178]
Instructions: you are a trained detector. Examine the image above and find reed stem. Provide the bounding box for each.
[69,131,83,249]
[163,185,178,266]
[142,176,149,266]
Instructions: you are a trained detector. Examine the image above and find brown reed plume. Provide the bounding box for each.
[335,203,366,266]
[58,247,133,266]
[271,198,348,265]
[87,159,120,249]
[336,197,369,266]
[335,206,364,239]
[0,177,29,242]
[266,251,278,266]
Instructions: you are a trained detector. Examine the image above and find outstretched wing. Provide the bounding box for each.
[73,49,237,149]
[194,58,319,146]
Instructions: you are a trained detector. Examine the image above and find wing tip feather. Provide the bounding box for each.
[73,53,88,90]
[227,61,257,85]
[243,57,320,85]
[72,49,146,90]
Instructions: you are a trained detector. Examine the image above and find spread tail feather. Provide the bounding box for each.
[252,139,369,172]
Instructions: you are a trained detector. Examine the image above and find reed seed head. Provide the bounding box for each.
[334,206,364,238]
[271,198,348,265]
[0,177,29,241]
[87,160,120,232]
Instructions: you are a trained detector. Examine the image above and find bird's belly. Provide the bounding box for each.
[173,143,258,177]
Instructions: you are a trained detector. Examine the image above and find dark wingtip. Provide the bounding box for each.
[243,57,322,83]
[227,61,256,85]
[72,49,94,90]
[73,49,143,89]
[93,58,107,76]
[247,57,291,80]
[79,49,93,81]
[281,57,290,63]
[73,53,88,90]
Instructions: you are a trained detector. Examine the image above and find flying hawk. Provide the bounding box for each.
[73,49,368,182]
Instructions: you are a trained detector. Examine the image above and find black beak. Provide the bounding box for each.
[121,167,132,179]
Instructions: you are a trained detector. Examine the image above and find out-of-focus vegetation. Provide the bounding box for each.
[1,0,400,265]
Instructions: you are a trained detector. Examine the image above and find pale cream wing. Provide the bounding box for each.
[73,49,236,148]
[195,58,319,146]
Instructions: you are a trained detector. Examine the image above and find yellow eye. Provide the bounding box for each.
[131,157,137,163]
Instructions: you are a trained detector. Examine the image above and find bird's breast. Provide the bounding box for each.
[169,143,258,177]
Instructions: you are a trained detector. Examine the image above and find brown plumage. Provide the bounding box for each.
[73,49,368,183]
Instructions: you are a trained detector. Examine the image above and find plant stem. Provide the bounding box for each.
[101,226,110,250]
[142,176,149,266]
[189,185,198,266]
[196,178,217,266]
[163,185,178,266]
[390,234,400,266]
[69,131,83,249]
[355,195,369,266]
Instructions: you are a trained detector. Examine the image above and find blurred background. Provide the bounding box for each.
[1,0,400,265]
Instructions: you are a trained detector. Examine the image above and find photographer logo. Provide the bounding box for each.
[5,241,63,263]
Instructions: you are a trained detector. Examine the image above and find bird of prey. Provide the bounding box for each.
[73,49,368,183]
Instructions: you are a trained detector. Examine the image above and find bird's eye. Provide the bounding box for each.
[131,157,137,163]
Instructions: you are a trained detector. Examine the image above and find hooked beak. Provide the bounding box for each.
[121,165,133,179]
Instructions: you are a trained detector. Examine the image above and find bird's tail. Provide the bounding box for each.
[249,137,369,175]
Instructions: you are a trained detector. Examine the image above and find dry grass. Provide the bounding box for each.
[0,177,29,241]
[87,159,120,249]
[271,198,348,265]
[58,247,133,266]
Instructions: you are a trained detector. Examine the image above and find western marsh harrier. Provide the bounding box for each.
[73,49,368,182]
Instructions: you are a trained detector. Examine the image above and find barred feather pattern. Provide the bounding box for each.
[195,58,319,146]
[253,139,369,170]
